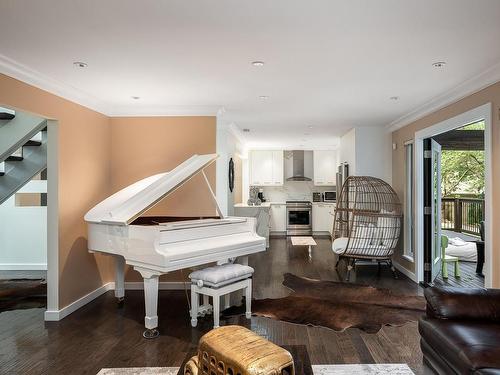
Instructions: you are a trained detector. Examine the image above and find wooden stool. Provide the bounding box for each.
[189,263,254,329]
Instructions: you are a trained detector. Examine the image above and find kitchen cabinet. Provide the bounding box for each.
[270,203,286,232]
[313,150,337,186]
[250,150,284,186]
[312,203,335,234]
[271,150,284,185]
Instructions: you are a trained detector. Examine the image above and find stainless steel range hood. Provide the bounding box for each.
[284,150,313,181]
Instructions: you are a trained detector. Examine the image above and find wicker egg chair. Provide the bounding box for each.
[332,176,402,281]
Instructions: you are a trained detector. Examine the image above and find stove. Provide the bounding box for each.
[286,201,312,236]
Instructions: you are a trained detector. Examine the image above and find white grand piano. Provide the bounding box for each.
[84,154,266,338]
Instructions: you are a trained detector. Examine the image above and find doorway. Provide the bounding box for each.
[423,121,486,287]
[415,103,492,287]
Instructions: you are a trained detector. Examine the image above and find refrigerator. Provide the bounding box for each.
[336,162,349,198]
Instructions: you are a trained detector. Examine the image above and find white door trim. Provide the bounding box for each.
[414,103,492,287]
[44,120,59,319]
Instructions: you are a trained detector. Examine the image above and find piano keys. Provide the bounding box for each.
[84,154,266,338]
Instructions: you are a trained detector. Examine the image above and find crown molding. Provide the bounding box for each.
[106,105,222,117]
[387,61,500,132]
[228,122,247,146]
[0,53,109,115]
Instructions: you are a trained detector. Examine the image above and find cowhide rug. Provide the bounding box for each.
[223,273,426,333]
[0,279,46,313]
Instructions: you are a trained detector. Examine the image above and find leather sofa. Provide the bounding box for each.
[419,287,500,374]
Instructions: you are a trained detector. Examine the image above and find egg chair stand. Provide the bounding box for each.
[335,257,398,282]
[331,176,402,282]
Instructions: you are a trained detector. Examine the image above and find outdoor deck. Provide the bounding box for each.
[435,260,484,288]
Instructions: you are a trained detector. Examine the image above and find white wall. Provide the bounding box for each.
[338,127,392,184]
[216,119,245,216]
[354,126,392,184]
[339,128,356,171]
[0,180,47,270]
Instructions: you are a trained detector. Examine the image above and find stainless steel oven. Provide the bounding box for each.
[286,201,312,236]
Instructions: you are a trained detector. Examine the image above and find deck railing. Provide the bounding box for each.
[442,197,484,236]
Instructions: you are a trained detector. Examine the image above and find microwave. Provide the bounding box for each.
[324,191,336,202]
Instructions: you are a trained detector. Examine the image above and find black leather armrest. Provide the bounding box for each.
[424,287,500,321]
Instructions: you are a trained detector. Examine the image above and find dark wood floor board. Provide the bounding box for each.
[317,327,346,364]
[347,329,375,364]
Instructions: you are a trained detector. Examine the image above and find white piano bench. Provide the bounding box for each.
[189,263,254,329]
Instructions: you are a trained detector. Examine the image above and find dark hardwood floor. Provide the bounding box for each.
[0,238,425,375]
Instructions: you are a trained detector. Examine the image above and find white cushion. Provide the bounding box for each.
[189,263,254,288]
[332,237,349,254]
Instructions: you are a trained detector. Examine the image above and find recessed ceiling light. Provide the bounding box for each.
[251,61,265,67]
[390,96,399,101]
[307,125,313,129]
[131,96,141,100]
[242,128,250,133]
[259,95,269,100]
[73,61,88,68]
[432,61,446,68]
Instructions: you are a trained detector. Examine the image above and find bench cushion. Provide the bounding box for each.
[189,263,254,288]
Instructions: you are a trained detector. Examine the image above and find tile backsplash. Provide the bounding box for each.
[259,181,334,202]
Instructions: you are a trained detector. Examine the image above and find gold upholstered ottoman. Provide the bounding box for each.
[184,325,294,375]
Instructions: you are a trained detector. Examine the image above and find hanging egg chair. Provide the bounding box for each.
[332,176,402,281]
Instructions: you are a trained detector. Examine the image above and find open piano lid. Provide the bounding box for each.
[84,154,218,225]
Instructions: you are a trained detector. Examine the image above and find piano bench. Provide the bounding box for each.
[189,263,254,329]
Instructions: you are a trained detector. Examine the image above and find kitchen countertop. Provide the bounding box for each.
[235,201,336,208]
[234,201,286,208]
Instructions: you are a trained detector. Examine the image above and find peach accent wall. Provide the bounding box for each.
[109,116,217,282]
[392,81,500,286]
[0,73,113,308]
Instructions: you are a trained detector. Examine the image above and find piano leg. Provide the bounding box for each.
[136,268,160,339]
[114,256,125,304]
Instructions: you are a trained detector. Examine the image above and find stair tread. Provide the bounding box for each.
[24,140,42,147]
[0,112,15,120]
[6,155,23,162]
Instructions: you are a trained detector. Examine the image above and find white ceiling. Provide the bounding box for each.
[1,0,500,149]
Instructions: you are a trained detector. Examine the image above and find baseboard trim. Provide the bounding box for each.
[393,261,417,283]
[43,281,191,322]
[44,282,113,321]
[0,263,47,270]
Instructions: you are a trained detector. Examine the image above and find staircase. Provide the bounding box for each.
[0,107,48,205]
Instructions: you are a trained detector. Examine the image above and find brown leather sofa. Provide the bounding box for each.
[419,287,500,374]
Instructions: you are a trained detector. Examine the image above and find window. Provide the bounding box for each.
[404,141,414,259]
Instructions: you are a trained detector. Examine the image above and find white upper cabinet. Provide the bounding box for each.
[250,150,284,186]
[271,150,284,185]
[313,150,337,186]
